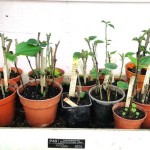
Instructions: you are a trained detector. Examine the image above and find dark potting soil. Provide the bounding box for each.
[62,93,91,107]
[127,67,146,75]
[91,88,122,101]
[114,106,145,120]
[62,82,70,93]
[0,89,13,100]
[21,84,60,100]
[0,70,20,79]
[77,76,96,86]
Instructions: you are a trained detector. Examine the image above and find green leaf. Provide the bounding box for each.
[125,52,135,57]
[81,50,88,58]
[101,20,106,24]
[136,112,140,116]
[131,108,136,113]
[5,52,17,62]
[90,68,101,79]
[110,51,116,55]
[105,63,117,70]
[27,39,37,45]
[88,36,97,41]
[117,81,128,90]
[101,68,111,75]
[54,69,60,77]
[132,37,138,41]
[40,41,47,47]
[94,40,104,45]
[122,112,126,116]
[124,107,128,111]
[139,56,150,66]
[73,52,81,59]
[127,55,137,66]
[80,92,85,98]
[88,52,94,57]
[16,42,42,56]
[108,24,115,29]
[132,103,136,108]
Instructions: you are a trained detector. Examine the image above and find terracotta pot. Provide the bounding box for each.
[0,67,23,85]
[89,85,125,127]
[125,62,145,89]
[134,101,150,128]
[0,80,18,126]
[112,102,146,129]
[28,67,65,84]
[17,80,63,127]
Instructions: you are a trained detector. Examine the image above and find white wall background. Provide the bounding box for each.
[0,0,150,77]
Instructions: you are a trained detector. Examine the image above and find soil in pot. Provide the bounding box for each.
[91,88,122,101]
[114,106,145,120]
[21,84,60,100]
[62,82,70,93]
[76,76,96,86]
[127,67,146,75]
[0,70,20,79]
[0,89,13,99]
[62,92,91,128]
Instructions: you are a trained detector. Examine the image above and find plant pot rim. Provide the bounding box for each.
[28,67,64,78]
[125,62,146,77]
[61,92,92,109]
[89,85,125,104]
[112,102,147,121]
[17,79,63,102]
[0,80,18,102]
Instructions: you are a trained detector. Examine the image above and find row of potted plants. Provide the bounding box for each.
[0,21,150,129]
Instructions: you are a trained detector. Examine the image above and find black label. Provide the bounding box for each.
[48,139,85,149]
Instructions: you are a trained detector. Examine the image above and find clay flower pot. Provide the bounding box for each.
[0,67,23,85]
[17,80,63,127]
[0,80,18,126]
[112,102,146,129]
[134,101,150,129]
[89,85,125,127]
[28,67,65,84]
[125,62,145,89]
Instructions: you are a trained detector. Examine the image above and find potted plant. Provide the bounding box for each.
[112,73,147,129]
[87,36,125,127]
[0,33,23,85]
[75,49,96,92]
[28,33,65,84]
[61,52,92,127]
[6,33,63,127]
[125,28,150,89]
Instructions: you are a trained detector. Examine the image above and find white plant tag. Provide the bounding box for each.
[103,75,109,89]
[3,65,8,91]
[141,65,150,94]
[63,98,78,107]
[69,58,79,97]
[40,57,46,87]
[125,76,135,107]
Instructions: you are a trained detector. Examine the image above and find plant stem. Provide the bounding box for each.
[105,24,108,64]
[0,74,5,98]
[118,55,124,81]
[76,69,81,104]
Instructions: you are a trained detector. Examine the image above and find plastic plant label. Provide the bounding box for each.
[141,65,150,94]
[3,65,8,91]
[103,75,109,89]
[40,56,46,91]
[69,58,79,97]
[125,76,135,107]
[63,98,78,107]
